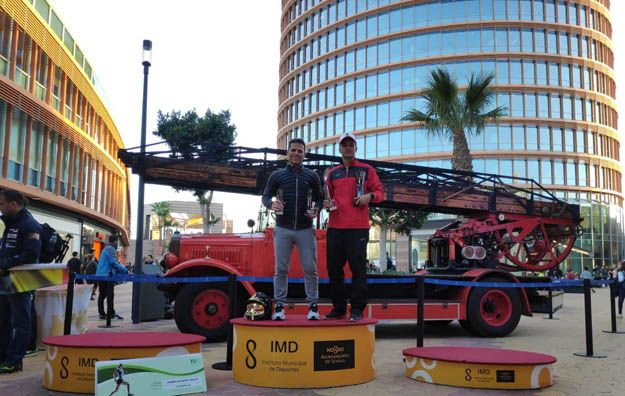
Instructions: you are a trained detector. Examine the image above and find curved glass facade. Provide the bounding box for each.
[0,0,131,254]
[279,0,622,270]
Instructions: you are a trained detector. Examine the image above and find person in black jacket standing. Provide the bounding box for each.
[261,138,323,320]
[66,252,83,284]
[0,190,42,374]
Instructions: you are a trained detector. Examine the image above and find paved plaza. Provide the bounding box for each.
[1,283,625,395]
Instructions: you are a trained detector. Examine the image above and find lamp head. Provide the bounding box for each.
[142,39,152,66]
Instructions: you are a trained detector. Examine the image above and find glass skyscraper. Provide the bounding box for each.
[278,0,620,271]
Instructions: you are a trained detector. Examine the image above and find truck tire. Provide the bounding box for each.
[174,283,235,341]
[466,277,521,337]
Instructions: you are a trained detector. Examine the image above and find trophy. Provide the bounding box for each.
[323,185,337,211]
[306,188,317,216]
[275,187,284,215]
[354,170,366,204]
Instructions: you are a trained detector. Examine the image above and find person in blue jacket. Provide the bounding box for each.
[96,235,128,320]
[0,190,42,374]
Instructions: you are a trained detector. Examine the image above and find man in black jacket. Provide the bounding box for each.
[261,138,323,320]
[0,190,42,374]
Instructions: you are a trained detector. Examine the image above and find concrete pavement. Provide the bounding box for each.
[1,283,625,395]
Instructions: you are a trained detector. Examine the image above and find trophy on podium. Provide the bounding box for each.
[354,170,366,204]
[323,184,337,212]
[306,188,317,216]
[275,187,284,215]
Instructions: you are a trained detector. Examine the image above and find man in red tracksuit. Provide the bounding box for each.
[323,132,383,321]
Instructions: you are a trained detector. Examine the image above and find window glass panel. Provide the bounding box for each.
[495,28,507,52]
[550,95,561,119]
[525,93,536,117]
[389,130,401,156]
[494,0,506,20]
[534,29,546,53]
[541,160,552,184]
[482,28,495,52]
[509,29,521,52]
[510,61,522,84]
[552,128,563,151]
[536,61,547,85]
[402,129,414,155]
[499,124,512,150]
[513,125,525,150]
[526,126,538,150]
[534,0,544,21]
[485,125,498,150]
[511,93,523,117]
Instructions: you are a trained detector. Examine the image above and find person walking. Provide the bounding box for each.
[0,190,42,374]
[616,261,625,319]
[96,235,128,320]
[323,132,383,321]
[262,138,323,320]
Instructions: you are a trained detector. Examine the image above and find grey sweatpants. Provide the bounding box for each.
[273,226,319,305]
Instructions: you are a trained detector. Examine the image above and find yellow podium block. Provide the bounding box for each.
[403,346,556,390]
[232,316,377,388]
[42,332,204,394]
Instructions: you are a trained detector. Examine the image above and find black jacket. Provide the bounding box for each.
[261,164,323,230]
[0,208,42,270]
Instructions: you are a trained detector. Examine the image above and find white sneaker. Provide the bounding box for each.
[617,314,623,319]
[308,303,320,320]
[272,304,285,320]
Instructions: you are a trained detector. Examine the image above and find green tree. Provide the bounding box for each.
[402,68,506,172]
[154,109,236,233]
[369,208,428,271]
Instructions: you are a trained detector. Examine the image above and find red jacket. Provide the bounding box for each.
[325,159,384,229]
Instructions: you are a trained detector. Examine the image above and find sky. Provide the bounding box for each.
[49,0,625,236]
[49,0,282,235]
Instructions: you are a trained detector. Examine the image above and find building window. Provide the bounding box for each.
[8,108,27,181]
[28,121,44,187]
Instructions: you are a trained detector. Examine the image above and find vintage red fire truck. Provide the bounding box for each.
[121,146,580,341]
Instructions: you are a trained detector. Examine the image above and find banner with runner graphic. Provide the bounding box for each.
[94,353,206,396]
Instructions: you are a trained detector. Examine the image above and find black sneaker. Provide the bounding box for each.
[325,309,346,320]
[99,315,106,320]
[0,361,23,374]
[113,314,124,320]
[349,311,363,322]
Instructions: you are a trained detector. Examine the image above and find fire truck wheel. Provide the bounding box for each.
[467,277,521,338]
[174,283,235,341]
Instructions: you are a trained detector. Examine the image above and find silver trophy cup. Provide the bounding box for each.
[275,187,284,216]
[354,170,366,203]
[323,185,337,212]
[306,188,317,216]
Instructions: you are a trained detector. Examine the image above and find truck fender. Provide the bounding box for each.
[455,269,532,317]
[164,258,256,297]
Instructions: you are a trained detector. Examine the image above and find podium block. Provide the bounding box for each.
[42,332,204,394]
[403,346,556,390]
[232,316,377,388]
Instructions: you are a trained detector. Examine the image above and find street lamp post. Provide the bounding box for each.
[131,39,152,324]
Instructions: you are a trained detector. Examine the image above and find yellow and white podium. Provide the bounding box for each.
[232,316,377,388]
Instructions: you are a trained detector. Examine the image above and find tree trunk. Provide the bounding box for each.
[451,128,473,172]
[198,190,214,234]
[378,224,388,272]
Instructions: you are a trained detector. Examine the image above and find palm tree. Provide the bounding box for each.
[402,68,506,172]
